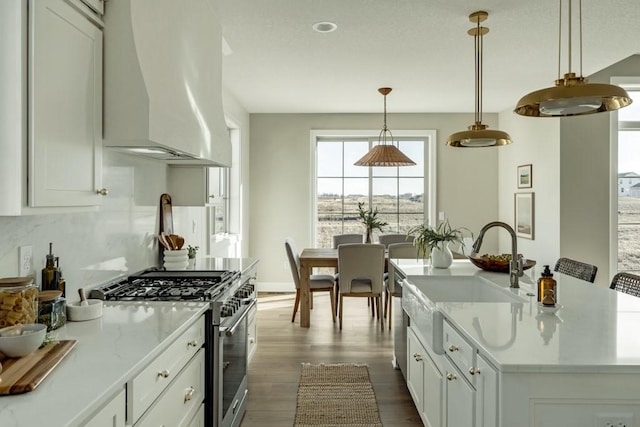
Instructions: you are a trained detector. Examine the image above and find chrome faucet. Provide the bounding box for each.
[470,221,523,288]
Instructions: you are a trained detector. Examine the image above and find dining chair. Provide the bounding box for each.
[384,242,421,329]
[337,243,385,330]
[284,238,336,323]
[553,257,598,283]
[332,233,365,248]
[610,272,640,297]
[378,233,414,248]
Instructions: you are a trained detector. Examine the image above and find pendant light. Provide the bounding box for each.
[447,11,512,148]
[515,0,632,117]
[354,88,416,167]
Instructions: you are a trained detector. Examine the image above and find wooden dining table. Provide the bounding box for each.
[298,248,393,328]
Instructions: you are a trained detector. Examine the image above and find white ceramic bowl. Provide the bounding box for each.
[164,260,189,270]
[67,299,103,321]
[0,323,47,358]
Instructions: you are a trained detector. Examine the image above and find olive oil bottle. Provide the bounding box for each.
[41,242,61,294]
[537,265,557,306]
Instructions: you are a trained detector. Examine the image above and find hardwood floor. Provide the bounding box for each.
[241,292,423,427]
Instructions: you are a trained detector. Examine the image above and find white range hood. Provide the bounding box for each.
[103,0,231,166]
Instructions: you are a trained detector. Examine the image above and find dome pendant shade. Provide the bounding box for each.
[514,1,632,117]
[354,87,416,167]
[447,11,512,148]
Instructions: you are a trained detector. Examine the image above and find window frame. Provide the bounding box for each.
[309,129,437,247]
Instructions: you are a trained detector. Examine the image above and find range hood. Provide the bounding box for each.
[102,0,231,166]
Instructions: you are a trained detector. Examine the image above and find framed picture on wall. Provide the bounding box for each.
[517,164,533,189]
[515,192,535,240]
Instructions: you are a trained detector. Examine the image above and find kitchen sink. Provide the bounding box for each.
[402,275,527,355]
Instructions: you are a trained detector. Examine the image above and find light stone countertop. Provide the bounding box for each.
[394,259,640,373]
[0,301,209,427]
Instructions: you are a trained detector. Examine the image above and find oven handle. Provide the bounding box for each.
[222,299,257,337]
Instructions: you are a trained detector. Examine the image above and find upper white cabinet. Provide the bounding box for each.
[30,0,103,207]
[0,0,104,215]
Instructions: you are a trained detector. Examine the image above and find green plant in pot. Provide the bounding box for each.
[407,220,470,268]
[357,202,388,243]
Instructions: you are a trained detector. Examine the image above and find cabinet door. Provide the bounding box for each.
[84,388,126,427]
[422,349,443,427]
[30,0,103,207]
[474,355,498,427]
[407,328,425,414]
[445,358,475,427]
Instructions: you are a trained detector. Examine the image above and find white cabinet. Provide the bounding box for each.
[408,327,443,427]
[475,355,498,427]
[29,0,104,207]
[80,0,104,15]
[0,0,104,215]
[83,388,126,427]
[443,356,474,427]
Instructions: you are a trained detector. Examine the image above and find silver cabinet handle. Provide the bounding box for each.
[157,369,170,378]
[448,345,459,352]
[413,353,423,361]
[447,373,457,381]
[187,340,198,347]
[469,367,480,375]
[184,386,195,403]
[96,188,108,196]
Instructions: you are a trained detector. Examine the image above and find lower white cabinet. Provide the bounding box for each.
[443,356,474,427]
[407,326,443,427]
[187,404,205,427]
[83,388,126,427]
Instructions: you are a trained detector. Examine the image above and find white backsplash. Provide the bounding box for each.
[0,150,207,303]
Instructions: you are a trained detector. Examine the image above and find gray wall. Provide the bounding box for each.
[249,112,502,288]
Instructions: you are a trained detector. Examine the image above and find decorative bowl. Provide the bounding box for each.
[0,323,47,358]
[468,254,536,273]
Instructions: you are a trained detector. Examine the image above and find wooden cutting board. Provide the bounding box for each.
[0,340,76,395]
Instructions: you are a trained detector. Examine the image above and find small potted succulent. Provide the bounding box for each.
[357,202,388,243]
[407,220,470,268]
[187,245,199,269]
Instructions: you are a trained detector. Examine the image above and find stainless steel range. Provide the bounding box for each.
[91,268,256,427]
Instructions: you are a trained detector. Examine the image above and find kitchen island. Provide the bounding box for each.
[394,259,640,427]
[0,301,209,427]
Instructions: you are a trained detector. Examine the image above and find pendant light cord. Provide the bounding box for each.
[475,17,483,125]
[557,0,562,79]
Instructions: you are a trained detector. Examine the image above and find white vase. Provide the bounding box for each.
[431,243,453,268]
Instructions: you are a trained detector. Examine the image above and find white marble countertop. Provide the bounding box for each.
[394,259,640,373]
[0,301,209,427]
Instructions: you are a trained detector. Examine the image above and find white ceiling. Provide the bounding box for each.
[218,0,640,114]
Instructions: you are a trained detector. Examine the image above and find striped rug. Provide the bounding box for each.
[293,363,383,427]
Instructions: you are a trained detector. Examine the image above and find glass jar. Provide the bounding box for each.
[38,290,67,331]
[0,277,39,328]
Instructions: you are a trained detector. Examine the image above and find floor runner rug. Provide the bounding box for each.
[293,363,383,427]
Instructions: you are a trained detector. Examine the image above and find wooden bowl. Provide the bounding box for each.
[468,254,536,273]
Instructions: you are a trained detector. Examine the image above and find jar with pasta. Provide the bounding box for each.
[0,277,38,328]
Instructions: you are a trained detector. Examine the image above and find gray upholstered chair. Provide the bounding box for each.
[378,233,413,248]
[553,257,598,283]
[610,272,640,297]
[285,238,336,323]
[332,233,364,248]
[337,243,385,330]
[384,242,421,329]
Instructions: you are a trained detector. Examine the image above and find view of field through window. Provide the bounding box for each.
[618,90,640,272]
[316,138,425,248]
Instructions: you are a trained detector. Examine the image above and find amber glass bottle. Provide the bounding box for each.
[537,265,557,306]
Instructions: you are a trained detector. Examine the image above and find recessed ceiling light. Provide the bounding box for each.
[312,21,337,33]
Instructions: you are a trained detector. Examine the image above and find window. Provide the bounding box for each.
[312,130,436,248]
[617,89,640,272]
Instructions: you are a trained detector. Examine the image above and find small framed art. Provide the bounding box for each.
[517,164,532,189]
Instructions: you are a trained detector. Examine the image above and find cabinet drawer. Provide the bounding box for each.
[129,316,205,423]
[136,349,205,427]
[443,320,476,384]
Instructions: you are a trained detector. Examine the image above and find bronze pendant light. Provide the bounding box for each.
[354,88,416,167]
[515,0,632,117]
[447,11,512,148]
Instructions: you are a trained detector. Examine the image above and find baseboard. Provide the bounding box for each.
[256,282,292,293]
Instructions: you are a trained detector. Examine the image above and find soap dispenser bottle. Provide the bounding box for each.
[41,242,60,292]
[537,265,557,306]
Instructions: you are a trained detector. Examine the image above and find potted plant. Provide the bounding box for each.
[187,245,199,269]
[357,202,388,243]
[407,220,470,268]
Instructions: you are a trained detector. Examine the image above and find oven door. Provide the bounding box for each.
[218,299,255,427]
